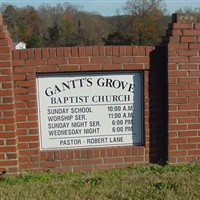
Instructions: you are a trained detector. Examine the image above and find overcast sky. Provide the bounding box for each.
[1,0,200,16]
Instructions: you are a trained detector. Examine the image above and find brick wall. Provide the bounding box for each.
[0,13,200,175]
[12,45,157,173]
[166,14,200,163]
[0,15,18,174]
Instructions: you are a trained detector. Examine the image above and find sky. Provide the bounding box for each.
[1,0,200,16]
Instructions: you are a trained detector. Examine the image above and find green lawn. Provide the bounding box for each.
[0,162,200,200]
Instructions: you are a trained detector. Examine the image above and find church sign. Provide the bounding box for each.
[36,72,143,150]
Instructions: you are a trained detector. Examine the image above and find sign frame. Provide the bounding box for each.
[36,71,144,150]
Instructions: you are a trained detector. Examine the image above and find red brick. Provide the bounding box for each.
[189,98,200,103]
[168,49,177,56]
[91,57,111,64]
[168,78,178,84]
[189,136,200,143]
[1,68,13,74]
[179,143,197,150]
[112,57,132,63]
[188,111,200,117]
[170,136,187,145]
[178,131,197,137]
[169,111,188,117]
[19,149,39,156]
[169,144,177,150]
[100,148,106,157]
[133,57,149,63]
[26,60,46,66]
[189,71,200,76]
[189,84,200,90]
[168,84,187,91]
[168,70,188,77]
[59,65,79,71]
[117,46,125,56]
[13,74,25,81]
[80,64,101,71]
[188,150,200,155]
[188,124,200,130]
[167,29,182,36]
[168,57,188,63]
[189,57,200,63]
[0,54,11,60]
[189,43,200,49]
[0,160,18,166]
[40,161,60,168]
[82,159,102,165]
[171,23,193,29]
[34,49,41,58]
[178,50,198,56]
[41,48,49,58]
[124,157,144,163]
[71,47,78,56]
[18,135,38,142]
[0,31,9,39]
[102,64,122,70]
[104,46,111,56]
[14,66,35,73]
[74,149,81,159]
[12,50,20,59]
[18,143,29,149]
[178,117,198,124]
[80,149,88,159]
[73,165,93,172]
[69,57,89,64]
[29,142,39,149]
[93,148,100,158]
[62,160,81,166]
[179,63,198,70]
[138,46,146,55]
[30,155,40,162]
[168,43,188,49]
[179,104,197,111]
[124,63,144,70]
[0,146,17,152]
[181,36,197,43]
[0,47,11,54]
[0,38,12,46]
[0,61,11,67]
[56,48,64,57]
[85,47,92,56]
[49,48,56,57]
[47,58,67,65]
[183,29,200,35]
[36,66,58,73]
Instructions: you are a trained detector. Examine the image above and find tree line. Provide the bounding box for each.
[1,0,199,48]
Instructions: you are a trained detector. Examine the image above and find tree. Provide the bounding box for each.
[1,4,21,41]
[75,12,109,45]
[176,7,200,22]
[103,31,134,45]
[124,0,166,45]
[26,35,42,48]
[18,6,41,42]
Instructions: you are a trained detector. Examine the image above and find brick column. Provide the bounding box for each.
[167,13,200,163]
[0,15,18,174]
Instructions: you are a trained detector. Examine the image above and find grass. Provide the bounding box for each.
[0,162,200,200]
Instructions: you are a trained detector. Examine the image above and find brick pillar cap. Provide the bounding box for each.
[172,13,198,23]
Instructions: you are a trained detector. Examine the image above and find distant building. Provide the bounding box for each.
[13,42,26,49]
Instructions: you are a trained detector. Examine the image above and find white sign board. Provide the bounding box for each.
[37,72,143,150]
